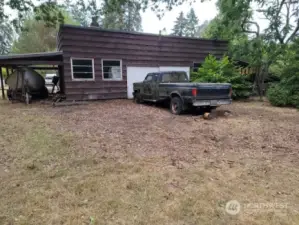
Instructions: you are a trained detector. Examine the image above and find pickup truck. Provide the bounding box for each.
[133,71,232,115]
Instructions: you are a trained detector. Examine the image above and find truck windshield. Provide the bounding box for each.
[161,72,188,82]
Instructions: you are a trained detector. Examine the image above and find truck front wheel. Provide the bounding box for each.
[134,91,143,104]
[170,97,183,115]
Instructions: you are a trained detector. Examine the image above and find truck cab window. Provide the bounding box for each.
[162,72,188,82]
[145,74,153,81]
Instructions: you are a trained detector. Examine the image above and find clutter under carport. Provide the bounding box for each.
[0,52,64,104]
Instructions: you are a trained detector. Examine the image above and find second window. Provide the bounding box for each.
[102,60,122,80]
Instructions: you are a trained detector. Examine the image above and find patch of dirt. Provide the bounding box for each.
[48,100,299,165]
[0,100,298,225]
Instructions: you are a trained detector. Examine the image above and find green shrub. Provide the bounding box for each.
[267,83,299,109]
[191,55,252,99]
[266,84,289,106]
[267,39,299,109]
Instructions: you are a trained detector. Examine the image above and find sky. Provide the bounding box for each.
[141,0,218,34]
[4,0,218,34]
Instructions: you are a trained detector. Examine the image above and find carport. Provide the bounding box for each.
[0,51,63,100]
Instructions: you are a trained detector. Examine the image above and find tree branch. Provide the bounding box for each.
[285,19,299,43]
[241,17,260,37]
[281,0,291,42]
[275,0,286,44]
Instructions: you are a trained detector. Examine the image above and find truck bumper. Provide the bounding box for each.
[192,99,232,107]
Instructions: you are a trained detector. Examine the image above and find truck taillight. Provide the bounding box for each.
[229,87,233,97]
[192,88,197,97]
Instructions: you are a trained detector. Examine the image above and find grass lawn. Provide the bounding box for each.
[0,99,298,225]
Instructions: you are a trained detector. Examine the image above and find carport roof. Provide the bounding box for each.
[0,51,63,66]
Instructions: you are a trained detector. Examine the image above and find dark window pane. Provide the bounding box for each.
[103,72,113,79]
[72,59,94,79]
[193,63,202,72]
[73,66,93,73]
[73,72,93,79]
[73,59,93,67]
[103,60,120,67]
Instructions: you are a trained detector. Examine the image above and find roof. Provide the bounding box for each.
[0,51,63,60]
[60,24,228,43]
[0,51,63,66]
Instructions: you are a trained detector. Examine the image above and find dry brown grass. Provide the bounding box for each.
[0,100,299,225]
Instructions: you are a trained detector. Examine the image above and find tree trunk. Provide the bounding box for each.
[254,66,264,101]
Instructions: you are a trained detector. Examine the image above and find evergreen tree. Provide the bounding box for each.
[172,11,187,37]
[185,8,199,37]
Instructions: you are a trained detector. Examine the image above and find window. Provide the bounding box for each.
[145,73,157,81]
[161,72,188,82]
[71,58,94,80]
[193,62,202,72]
[145,75,153,81]
[102,60,122,80]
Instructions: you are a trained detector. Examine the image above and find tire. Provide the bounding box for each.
[170,97,183,115]
[40,86,49,99]
[134,92,143,104]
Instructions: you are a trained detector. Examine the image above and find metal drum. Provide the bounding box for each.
[6,67,45,91]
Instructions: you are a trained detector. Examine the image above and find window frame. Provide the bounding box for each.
[101,59,123,81]
[71,57,95,81]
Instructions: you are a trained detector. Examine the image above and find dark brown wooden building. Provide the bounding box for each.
[57,25,228,100]
[0,25,228,101]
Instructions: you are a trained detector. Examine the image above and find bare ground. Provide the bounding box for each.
[0,100,298,225]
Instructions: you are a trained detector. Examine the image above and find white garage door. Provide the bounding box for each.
[127,66,190,99]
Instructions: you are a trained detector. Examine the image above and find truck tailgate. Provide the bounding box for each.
[195,83,231,100]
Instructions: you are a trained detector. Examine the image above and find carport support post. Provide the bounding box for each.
[0,66,5,99]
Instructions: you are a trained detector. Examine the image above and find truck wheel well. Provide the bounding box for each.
[170,93,181,99]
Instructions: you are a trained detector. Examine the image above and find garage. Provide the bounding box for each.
[127,66,190,99]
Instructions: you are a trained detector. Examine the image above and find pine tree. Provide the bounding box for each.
[185,8,199,37]
[172,11,187,37]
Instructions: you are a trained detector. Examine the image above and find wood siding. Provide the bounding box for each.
[59,25,228,100]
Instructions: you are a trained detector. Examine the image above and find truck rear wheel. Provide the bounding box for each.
[170,97,183,115]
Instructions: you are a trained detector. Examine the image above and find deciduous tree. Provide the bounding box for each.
[12,10,79,53]
[0,21,14,54]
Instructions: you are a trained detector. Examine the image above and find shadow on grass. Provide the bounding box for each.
[140,101,232,118]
